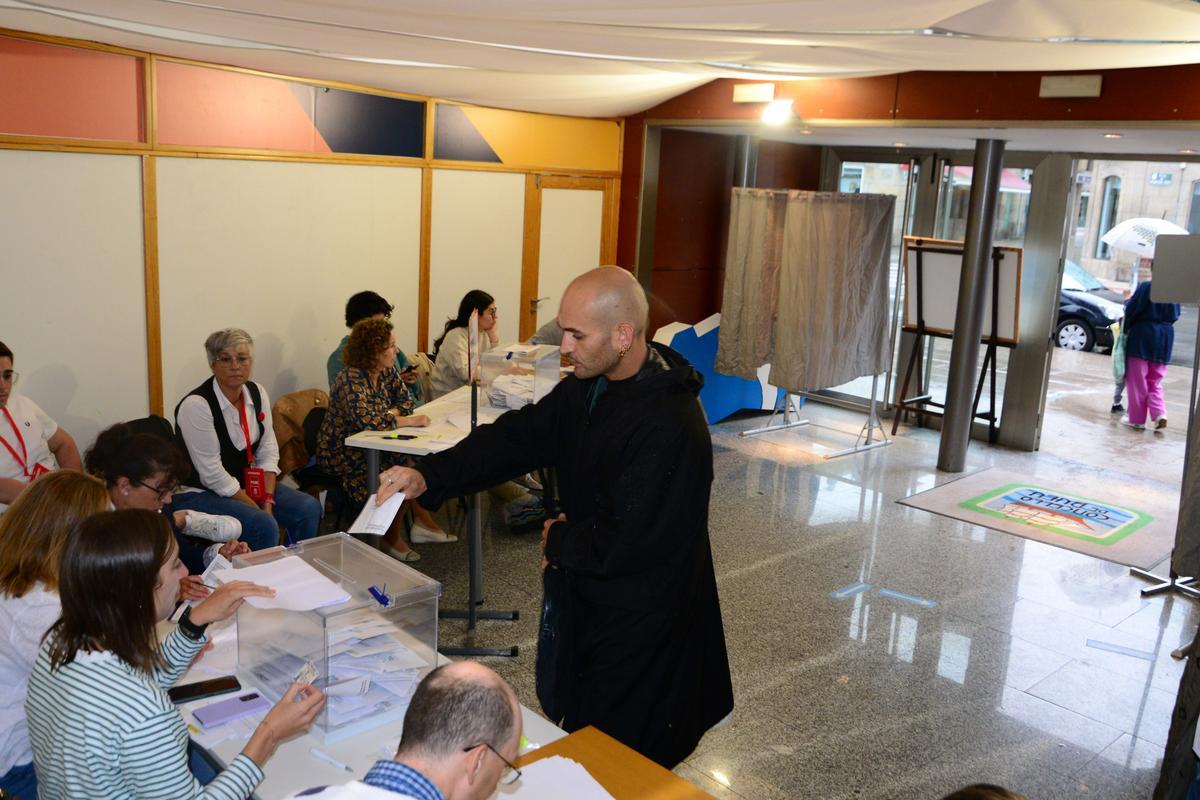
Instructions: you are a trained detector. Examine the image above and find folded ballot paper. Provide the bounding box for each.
[348,491,405,536]
[499,756,614,800]
[212,556,350,611]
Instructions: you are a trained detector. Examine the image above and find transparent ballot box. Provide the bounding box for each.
[232,533,441,743]
[480,343,560,409]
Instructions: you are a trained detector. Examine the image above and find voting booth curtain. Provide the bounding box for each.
[715,188,895,393]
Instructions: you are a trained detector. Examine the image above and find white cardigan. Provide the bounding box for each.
[429,327,495,398]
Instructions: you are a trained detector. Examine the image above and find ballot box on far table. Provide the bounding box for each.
[481,343,560,409]
[230,533,441,743]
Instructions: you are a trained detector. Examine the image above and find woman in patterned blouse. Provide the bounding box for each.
[317,318,454,561]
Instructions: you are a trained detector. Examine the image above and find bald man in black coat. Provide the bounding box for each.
[378,266,733,767]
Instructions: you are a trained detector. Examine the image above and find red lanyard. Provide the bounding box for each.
[0,407,30,478]
[237,396,256,467]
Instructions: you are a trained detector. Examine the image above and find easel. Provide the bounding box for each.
[892,241,1011,443]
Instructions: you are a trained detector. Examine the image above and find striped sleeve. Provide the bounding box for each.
[152,623,208,689]
[118,711,263,800]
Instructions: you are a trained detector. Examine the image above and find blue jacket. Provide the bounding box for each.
[1124,280,1180,364]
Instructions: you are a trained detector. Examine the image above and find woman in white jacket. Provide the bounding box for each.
[429,290,499,398]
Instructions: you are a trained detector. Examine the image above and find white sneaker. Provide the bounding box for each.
[183,511,242,542]
[410,522,457,544]
[513,472,543,493]
[1120,416,1146,431]
[1155,416,1168,430]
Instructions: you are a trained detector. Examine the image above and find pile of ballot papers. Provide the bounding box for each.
[248,606,429,733]
[487,373,537,409]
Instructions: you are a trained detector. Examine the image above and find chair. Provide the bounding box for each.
[290,405,352,529]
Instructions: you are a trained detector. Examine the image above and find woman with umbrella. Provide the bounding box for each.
[1099,217,1186,430]
[1122,279,1180,430]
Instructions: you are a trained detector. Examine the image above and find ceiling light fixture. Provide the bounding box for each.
[1103,133,1123,139]
[893,142,908,147]
[1180,149,1196,155]
[762,99,794,126]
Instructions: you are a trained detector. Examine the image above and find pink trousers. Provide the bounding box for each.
[1126,355,1167,425]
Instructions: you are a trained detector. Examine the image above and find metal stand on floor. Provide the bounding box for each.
[1131,308,1200,605]
[438,380,519,658]
[739,390,808,437]
[822,375,893,460]
[1130,569,1200,600]
[740,376,892,460]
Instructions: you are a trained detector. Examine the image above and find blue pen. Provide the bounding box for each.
[368,584,390,607]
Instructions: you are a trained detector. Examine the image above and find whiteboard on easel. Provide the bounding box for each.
[901,236,1023,345]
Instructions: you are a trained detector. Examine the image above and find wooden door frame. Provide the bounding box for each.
[519,174,617,340]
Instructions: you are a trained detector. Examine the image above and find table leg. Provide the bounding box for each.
[438,491,520,657]
[366,450,380,495]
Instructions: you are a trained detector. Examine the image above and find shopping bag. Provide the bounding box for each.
[535,565,576,723]
[1112,327,1127,382]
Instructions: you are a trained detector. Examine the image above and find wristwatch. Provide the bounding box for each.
[177,607,209,641]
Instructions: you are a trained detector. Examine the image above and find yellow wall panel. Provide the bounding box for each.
[460,106,619,173]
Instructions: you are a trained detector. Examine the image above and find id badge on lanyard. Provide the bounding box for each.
[0,407,45,481]
[238,399,268,502]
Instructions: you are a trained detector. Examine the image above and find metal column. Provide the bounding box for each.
[937,139,1006,472]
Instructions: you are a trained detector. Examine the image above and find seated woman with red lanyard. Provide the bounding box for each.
[170,328,321,550]
[0,340,82,514]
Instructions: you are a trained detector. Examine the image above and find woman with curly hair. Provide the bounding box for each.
[318,317,454,561]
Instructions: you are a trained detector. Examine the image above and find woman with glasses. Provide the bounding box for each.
[430,290,499,399]
[319,317,454,562]
[25,509,325,800]
[427,294,545,532]
[85,422,250,582]
[171,329,321,551]
[0,471,108,800]
[0,340,82,514]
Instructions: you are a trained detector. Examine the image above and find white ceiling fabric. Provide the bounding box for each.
[2,0,1199,116]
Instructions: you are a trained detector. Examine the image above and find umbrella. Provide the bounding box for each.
[1101,217,1189,259]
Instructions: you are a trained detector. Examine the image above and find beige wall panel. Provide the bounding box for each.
[157,158,421,410]
[0,150,148,450]
[536,187,605,329]
[428,169,525,347]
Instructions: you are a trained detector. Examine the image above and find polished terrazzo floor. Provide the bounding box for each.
[401,382,1192,800]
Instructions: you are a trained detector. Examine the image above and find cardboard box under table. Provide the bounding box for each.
[232,533,441,744]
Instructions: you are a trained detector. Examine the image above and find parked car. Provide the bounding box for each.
[1056,260,1125,351]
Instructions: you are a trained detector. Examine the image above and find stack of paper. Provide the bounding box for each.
[488,374,537,409]
[245,608,429,731]
[212,556,350,611]
[499,756,614,800]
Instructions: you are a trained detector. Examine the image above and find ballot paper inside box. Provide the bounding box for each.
[480,344,560,410]
[232,533,441,744]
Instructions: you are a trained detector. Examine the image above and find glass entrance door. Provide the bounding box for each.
[920,161,1035,422]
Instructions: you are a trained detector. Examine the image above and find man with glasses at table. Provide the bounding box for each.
[287,662,523,800]
[0,341,81,514]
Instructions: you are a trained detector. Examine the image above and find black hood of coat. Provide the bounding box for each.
[613,341,704,398]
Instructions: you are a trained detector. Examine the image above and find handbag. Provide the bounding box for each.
[535,565,577,723]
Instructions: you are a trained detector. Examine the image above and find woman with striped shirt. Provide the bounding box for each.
[25,509,326,800]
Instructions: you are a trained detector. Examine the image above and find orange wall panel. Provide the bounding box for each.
[156,61,330,152]
[0,36,143,141]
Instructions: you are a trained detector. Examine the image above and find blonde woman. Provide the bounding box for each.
[0,471,108,800]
